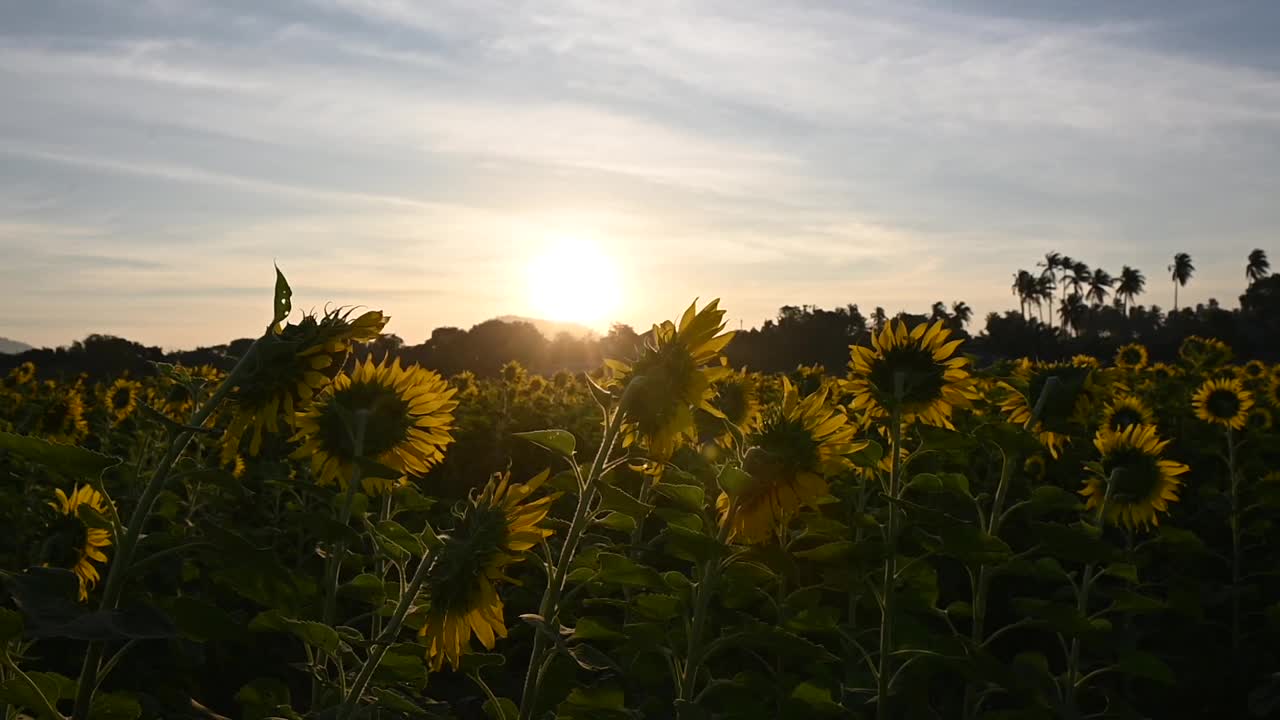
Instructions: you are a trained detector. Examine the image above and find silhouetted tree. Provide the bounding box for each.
[1169,253,1194,312]
[1247,249,1270,285]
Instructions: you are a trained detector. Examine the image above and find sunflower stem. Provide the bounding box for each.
[965,448,1015,720]
[518,395,629,720]
[876,380,904,720]
[1227,427,1241,655]
[337,546,432,720]
[71,338,260,720]
[1065,475,1113,712]
[678,506,736,710]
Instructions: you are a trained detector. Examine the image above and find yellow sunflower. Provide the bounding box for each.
[1239,360,1268,381]
[1114,344,1149,370]
[605,299,735,461]
[1266,378,1280,409]
[1145,363,1176,385]
[46,485,113,601]
[10,361,36,385]
[1099,394,1155,432]
[998,360,1098,459]
[697,371,761,447]
[420,470,559,671]
[1024,454,1047,482]
[846,319,976,429]
[1071,355,1101,369]
[1191,377,1253,430]
[291,357,456,489]
[1080,425,1187,531]
[716,378,864,543]
[221,309,387,463]
[36,387,89,443]
[1245,407,1274,433]
[1179,335,1232,369]
[103,378,141,424]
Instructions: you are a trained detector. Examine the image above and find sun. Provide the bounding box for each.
[526,238,622,327]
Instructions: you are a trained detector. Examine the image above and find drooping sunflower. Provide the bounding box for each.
[1099,394,1156,432]
[103,378,141,424]
[1114,344,1149,370]
[1080,425,1188,531]
[291,357,457,488]
[1245,407,1274,433]
[998,360,1098,459]
[36,387,89,443]
[221,309,387,464]
[1191,377,1253,430]
[9,361,36,386]
[45,485,113,601]
[846,319,976,430]
[716,378,864,543]
[420,470,559,671]
[605,299,735,461]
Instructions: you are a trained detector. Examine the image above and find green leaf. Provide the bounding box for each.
[0,671,76,718]
[928,524,1011,566]
[355,457,403,482]
[89,692,142,720]
[1011,598,1096,636]
[713,621,839,663]
[1115,651,1175,685]
[483,697,519,720]
[1028,485,1082,514]
[655,508,702,532]
[513,429,577,457]
[634,593,683,621]
[0,432,120,478]
[651,482,705,512]
[1027,521,1114,564]
[906,473,943,493]
[716,465,752,497]
[660,524,724,564]
[561,683,626,711]
[1106,588,1165,614]
[372,644,429,689]
[392,484,437,513]
[249,611,340,654]
[595,553,664,589]
[595,512,637,533]
[170,596,242,643]
[572,617,625,641]
[1104,563,1139,584]
[789,682,843,715]
[597,483,653,520]
[272,264,293,330]
[848,439,884,468]
[0,609,22,641]
[794,541,855,563]
[339,573,387,606]
[374,520,425,559]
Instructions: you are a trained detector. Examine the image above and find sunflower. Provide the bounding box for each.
[450,370,479,399]
[103,378,141,424]
[1239,360,1268,381]
[846,319,975,430]
[998,360,1098,459]
[698,371,761,446]
[221,309,387,464]
[1024,454,1047,482]
[1245,407,1274,433]
[1266,379,1280,409]
[716,378,864,543]
[1146,363,1176,384]
[1114,344,1149,370]
[291,357,456,489]
[1080,425,1187,531]
[605,299,734,461]
[9,361,36,385]
[1179,335,1232,369]
[1071,355,1101,369]
[1099,394,1155,432]
[789,364,827,398]
[36,387,89,443]
[1192,378,1253,430]
[500,361,527,387]
[420,470,558,670]
[45,485,113,601]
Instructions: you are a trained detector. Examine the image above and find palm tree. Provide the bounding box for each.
[1059,292,1086,336]
[1116,265,1146,315]
[1086,268,1112,307]
[1037,252,1062,327]
[1247,249,1270,285]
[1068,261,1091,298]
[930,301,949,323]
[1033,273,1055,324]
[1168,252,1194,311]
[951,300,972,328]
[1011,270,1036,319]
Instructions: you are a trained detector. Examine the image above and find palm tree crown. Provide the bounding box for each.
[1116,266,1146,315]
[1169,252,1194,311]
[1086,268,1113,307]
[1247,249,1270,284]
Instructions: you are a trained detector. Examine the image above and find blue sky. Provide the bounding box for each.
[2,0,1278,349]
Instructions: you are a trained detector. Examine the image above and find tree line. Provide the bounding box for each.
[2,249,1275,382]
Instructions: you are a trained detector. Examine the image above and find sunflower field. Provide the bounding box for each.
[2,271,1280,720]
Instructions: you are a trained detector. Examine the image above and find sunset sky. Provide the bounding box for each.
[2,0,1278,349]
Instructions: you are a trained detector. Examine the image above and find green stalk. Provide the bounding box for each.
[1064,476,1112,712]
[876,392,904,720]
[72,339,260,720]
[964,452,1014,719]
[677,508,735,707]
[517,402,627,720]
[1227,427,1241,654]
[337,548,433,720]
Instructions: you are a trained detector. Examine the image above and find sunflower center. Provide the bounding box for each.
[111,388,132,410]
[1205,389,1241,419]
[43,513,89,569]
[426,503,509,613]
[1102,447,1162,504]
[39,401,71,434]
[1108,408,1143,431]
[716,382,752,426]
[315,380,414,460]
[1029,367,1090,433]
[866,346,945,410]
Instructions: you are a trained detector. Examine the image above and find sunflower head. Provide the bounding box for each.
[221,309,388,463]
[9,361,36,386]
[450,370,478,398]
[788,365,827,398]
[1024,454,1047,482]
[527,375,547,395]
[1245,407,1274,433]
[1179,335,1232,369]
[500,361,527,387]
[1146,363,1176,384]
[1240,360,1268,381]
[36,388,89,443]
[713,371,761,431]
[846,319,975,429]
[1100,394,1155,433]
[717,379,864,544]
[45,485,113,601]
[998,360,1097,458]
[1114,344,1149,370]
[292,357,457,488]
[1080,425,1187,531]
[551,370,572,390]
[606,299,735,460]
[103,378,141,423]
[420,471,559,671]
[1071,355,1101,369]
[1192,377,1253,430]
[1268,379,1280,409]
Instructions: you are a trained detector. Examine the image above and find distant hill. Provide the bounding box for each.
[0,337,33,355]
[492,316,597,340]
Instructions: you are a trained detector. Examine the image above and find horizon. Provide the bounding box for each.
[3,1,1279,349]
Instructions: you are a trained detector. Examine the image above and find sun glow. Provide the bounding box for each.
[526,238,622,327]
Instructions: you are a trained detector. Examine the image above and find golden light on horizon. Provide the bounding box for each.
[525,237,622,328]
